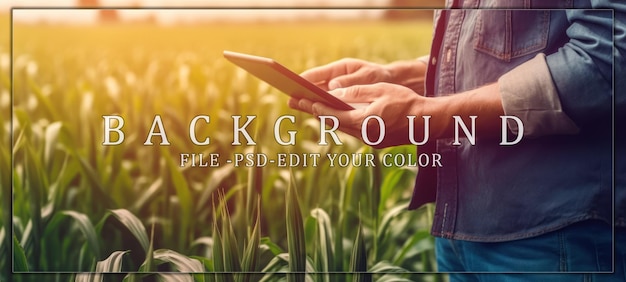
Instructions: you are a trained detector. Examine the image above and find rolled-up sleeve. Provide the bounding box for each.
[499,6,616,137]
[498,54,579,137]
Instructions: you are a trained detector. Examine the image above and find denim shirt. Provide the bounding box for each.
[409,0,625,242]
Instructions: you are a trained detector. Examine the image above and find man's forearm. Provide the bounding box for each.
[385,59,428,94]
[424,83,505,141]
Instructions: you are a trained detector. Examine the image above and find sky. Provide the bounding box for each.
[5,0,393,24]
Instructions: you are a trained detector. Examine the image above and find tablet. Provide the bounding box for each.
[223,51,366,111]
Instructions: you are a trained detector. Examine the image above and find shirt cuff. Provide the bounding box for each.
[498,54,579,137]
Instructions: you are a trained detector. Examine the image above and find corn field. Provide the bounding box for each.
[2,13,446,281]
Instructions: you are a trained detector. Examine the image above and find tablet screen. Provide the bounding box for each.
[223,51,355,111]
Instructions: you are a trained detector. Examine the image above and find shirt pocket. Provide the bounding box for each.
[472,9,550,62]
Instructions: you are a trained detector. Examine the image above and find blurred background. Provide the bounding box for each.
[3,1,446,281]
[6,0,444,24]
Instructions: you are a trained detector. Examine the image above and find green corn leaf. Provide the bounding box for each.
[74,154,115,207]
[139,223,156,272]
[18,221,32,260]
[24,144,44,267]
[212,201,234,282]
[238,199,261,282]
[260,237,284,256]
[349,222,370,282]
[376,204,409,255]
[43,154,74,223]
[213,184,246,219]
[220,199,241,273]
[0,144,11,263]
[259,253,314,282]
[333,187,345,272]
[11,119,27,156]
[122,273,151,282]
[286,170,306,281]
[153,249,205,272]
[246,137,263,229]
[131,177,162,213]
[196,165,234,215]
[369,147,382,232]
[211,209,224,272]
[190,236,213,259]
[392,230,433,266]
[258,271,288,282]
[28,79,62,122]
[191,236,214,249]
[369,261,408,273]
[58,210,102,259]
[74,273,93,282]
[0,227,4,259]
[76,250,130,282]
[191,256,214,282]
[260,253,289,273]
[96,250,129,272]
[13,234,29,271]
[378,168,411,215]
[310,208,333,282]
[375,275,414,282]
[108,209,150,253]
[155,273,194,282]
[43,121,63,169]
[260,254,316,282]
[161,147,192,248]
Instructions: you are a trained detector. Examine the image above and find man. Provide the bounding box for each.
[290,0,625,281]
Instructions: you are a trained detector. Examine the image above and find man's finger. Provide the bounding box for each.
[296,98,315,115]
[301,59,362,88]
[300,62,347,88]
[288,98,300,110]
[311,102,365,130]
[301,68,332,90]
[328,68,381,90]
[329,85,381,103]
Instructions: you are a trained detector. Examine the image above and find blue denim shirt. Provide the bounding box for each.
[409,0,625,242]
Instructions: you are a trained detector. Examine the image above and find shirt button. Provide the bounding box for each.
[446,49,452,63]
[431,57,437,66]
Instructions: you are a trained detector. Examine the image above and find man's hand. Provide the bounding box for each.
[289,82,505,148]
[301,58,428,94]
[301,58,394,90]
[290,82,436,148]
